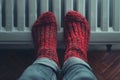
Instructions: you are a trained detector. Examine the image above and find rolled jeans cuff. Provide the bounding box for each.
[62,57,92,74]
[33,58,59,72]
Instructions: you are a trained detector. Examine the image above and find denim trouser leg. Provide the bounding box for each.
[62,57,97,80]
[18,58,59,80]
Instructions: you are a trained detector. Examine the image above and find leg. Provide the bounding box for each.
[62,57,97,80]
[19,12,59,80]
[19,58,58,80]
[62,11,97,80]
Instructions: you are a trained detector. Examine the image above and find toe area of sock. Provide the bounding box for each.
[64,11,85,22]
[39,12,57,24]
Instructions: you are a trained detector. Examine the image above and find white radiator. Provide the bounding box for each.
[0,0,120,49]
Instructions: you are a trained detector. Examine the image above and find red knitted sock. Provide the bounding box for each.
[32,12,59,65]
[64,11,90,62]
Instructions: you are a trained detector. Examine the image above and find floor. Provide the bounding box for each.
[0,49,120,80]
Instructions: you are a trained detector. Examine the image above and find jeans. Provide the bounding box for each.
[19,57,97,80]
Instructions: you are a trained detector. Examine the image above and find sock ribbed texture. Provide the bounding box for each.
[64,11,90,62]
[32,12,59,65]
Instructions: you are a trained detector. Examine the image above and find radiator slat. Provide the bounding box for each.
[64,0,73,14]
[76,0,85,17]
[113,0,120,31]
[52,0,61,30]
[88,0,98,31]
[28,0,37,29]
[5,0,14,31]
[101,0,109,31]
[17,0,25,31]
[40,0,49,13]
[0,0,1,30]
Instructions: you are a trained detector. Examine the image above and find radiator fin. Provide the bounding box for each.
[40,0,49,13]
[113,0,120,31]
[52,0,61,31]
[5,0,14,31]
[64,0,73,14]
[101,0,109,31]
[0,0,1,31]
[88,0,98,31]
[76,0,86,17]
[17,0,26,31]
[28,0,37,29]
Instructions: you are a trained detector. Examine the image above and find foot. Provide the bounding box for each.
[32,12,59,65]
[64,11,90,62]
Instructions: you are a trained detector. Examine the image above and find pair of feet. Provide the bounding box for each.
[32,11,90,66]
